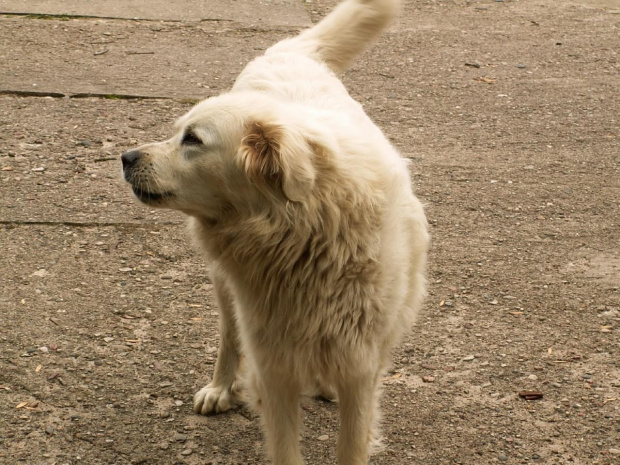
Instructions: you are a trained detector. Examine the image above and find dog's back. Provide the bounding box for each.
[234,0,400,104]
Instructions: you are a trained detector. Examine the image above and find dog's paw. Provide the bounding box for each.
[193,383,240,415]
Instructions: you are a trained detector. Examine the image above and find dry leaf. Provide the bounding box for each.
[190,317,203,321]
[35,365,42,373]
[15,401,29,409]
[188,304,203,308]
[510,311,524,315]
[439,300,445,307]
[1,167,13,171]
[475,77,497,83]
[547,347,553,355]
[125,339,141,343]
[601,326,613,333]
[519,390,543,400]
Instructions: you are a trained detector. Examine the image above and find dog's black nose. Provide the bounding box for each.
[121,150,142,170]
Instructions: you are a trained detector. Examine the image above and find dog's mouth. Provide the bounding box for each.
[132,186,173,203]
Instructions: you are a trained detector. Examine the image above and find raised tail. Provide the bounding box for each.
[269,0,400,74]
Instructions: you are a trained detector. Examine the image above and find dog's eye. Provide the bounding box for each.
[182,131,202,146]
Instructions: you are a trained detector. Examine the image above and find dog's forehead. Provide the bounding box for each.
[173,99,219,132]
[173,111,193,132]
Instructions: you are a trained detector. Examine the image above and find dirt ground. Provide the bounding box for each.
[1,0,619,464]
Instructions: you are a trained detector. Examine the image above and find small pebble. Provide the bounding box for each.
[498,454,508,462]
[462,355,475,361]
[174,433,188,442]
[609,448,620,455]
[528,374,538,381]
[180,449,193,456]
[318,435,329,441]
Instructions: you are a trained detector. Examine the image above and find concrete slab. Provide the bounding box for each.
[0,18,290,99]
[0,0,311,27]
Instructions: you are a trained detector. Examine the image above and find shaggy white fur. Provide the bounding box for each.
[122,0,429,464]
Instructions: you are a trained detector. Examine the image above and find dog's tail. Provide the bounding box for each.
[272,0,400,74]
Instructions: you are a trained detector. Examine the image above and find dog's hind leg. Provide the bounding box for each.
[336,370,381,465]
[194,273,242,415]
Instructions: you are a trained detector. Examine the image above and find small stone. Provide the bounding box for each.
[119,267,133,272]
[45,426,55,435]
[159,381,173,388]
[39,346,49,353]
[462,355,475,361]
[103,337,114,343]
[318,434,329,441]
[498,454,508,462]
[160,275,173,280]
[31,166,46,172]
[174,433,188,442]
[552,383,562,388]
[159,441,169,450]
[609,448,620,455]
[581,374,591,379]
[77,140,91,147]
[180,449,193,456]
[422,376,435,383]
[516,64,527,69]
[174,400,184,407]
[528,374,538,381]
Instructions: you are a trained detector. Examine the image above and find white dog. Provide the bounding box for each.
[122,0,428,463]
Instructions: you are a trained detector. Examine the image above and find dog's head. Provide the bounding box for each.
[121,93,320,219]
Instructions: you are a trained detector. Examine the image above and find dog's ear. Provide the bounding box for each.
[239,121,315,202]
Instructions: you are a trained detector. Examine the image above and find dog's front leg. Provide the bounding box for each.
[336,370,381,465]
[194,273,242,415]
[252,366,304,465]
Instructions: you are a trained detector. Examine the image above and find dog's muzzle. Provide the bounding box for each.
[121,150,172,204]
[121,150,142,174]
